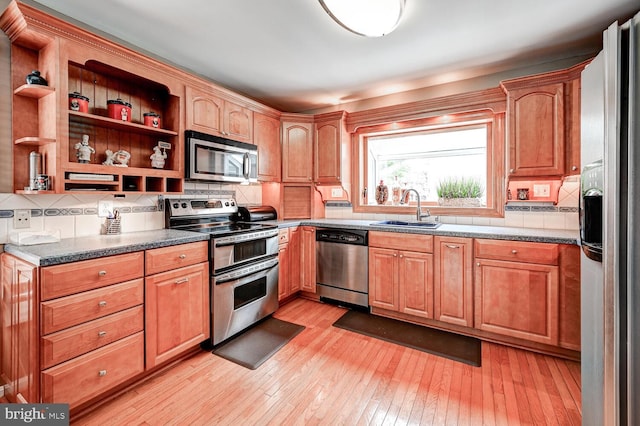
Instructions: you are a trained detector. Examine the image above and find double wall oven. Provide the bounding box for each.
[165,198,278,346]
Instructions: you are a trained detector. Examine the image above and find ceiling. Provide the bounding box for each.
[27,0,640,113]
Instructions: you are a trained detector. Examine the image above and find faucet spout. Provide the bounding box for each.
[401,188,431,221]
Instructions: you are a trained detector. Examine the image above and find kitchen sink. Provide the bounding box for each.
[371,220,441,229]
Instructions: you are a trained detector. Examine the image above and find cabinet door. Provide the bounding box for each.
[289,227,301,294]
[368,247,398,311]
[474,259,559,345]
[254,112,281,182]
[301,226,317,293]
[565,77,581,175]
[434,237,473,327]
[1,254,39,403]
[507,82,565,177]
[559,244,580,350]
[278,243,290,301]
[223,101,253,143]
[282,121,313,182]
[314,119,341,184]
[398,251,433,319]
[145,262,209,368]
[185,86,224,135]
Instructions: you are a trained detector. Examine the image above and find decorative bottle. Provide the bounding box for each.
[375,180,388,205]
[391,176,402,205]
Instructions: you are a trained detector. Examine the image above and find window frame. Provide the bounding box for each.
[352,109,505,218]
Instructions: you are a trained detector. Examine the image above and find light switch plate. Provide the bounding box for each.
[331,188,343,197]
[98,200,114,217]
[533,184,550,197]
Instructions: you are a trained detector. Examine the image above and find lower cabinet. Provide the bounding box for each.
[368,232,434,319]
[434,236,473,327]
[300,226,316,293]
[474,239,560,346]
[278,227,301,301]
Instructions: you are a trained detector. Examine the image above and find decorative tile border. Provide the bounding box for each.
[0,206,159,218]
[504,205,578,212]
[326,201,353,207]
[184,189,236,197]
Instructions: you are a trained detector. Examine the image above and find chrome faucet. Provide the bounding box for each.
[401,188,431,221]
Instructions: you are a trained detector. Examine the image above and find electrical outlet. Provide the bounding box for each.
[533,184,551,197]
[14,209,31,229]
[98,200,114,217]
[331,188,343,197]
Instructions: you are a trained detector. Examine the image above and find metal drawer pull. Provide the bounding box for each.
[98,370,107,377]
[445,244,459,249]
[511,249,518,254]
[98,270,107,276]
[98,331,107,337]
[175,278,189,284]
[179,254,187,259]
[98,301,107,307]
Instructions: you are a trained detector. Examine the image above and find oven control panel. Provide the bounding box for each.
[166,198,237,217]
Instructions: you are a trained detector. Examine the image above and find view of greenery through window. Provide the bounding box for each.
[367,125,488,205]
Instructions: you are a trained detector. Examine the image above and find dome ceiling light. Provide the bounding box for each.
[319,0,407,37]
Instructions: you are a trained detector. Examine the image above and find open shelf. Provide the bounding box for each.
[14,137,56,146]
[68,111,178,137]
[14,83,55,99]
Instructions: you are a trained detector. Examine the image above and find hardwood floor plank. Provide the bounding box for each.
[71,299,581,426]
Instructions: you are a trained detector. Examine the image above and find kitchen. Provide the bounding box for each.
[0,0,638,424]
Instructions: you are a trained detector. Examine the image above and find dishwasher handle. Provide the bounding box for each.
[315,228,368,246]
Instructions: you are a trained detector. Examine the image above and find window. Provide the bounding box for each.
[353,109,505,217]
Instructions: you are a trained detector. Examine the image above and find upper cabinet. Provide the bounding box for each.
[185,86,253,143]
[314,111,350,186]
[281,114,314,183]
[501,61,587,179]
[254,112,281,182]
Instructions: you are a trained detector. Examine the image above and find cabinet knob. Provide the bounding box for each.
[98,331,107,338]
[393,253,397,257]
[476,262,481,266]
[98,270,107,276]
[179,254,187,259]
[572,165,578,171]
[445,244,459,249]
[511,249,518,254]
[399,254,404,258]
[98,370,107,377]
[98,300,107,307]
[509,168,514,174]
[175,277,189,285]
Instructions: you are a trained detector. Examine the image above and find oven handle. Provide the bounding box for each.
[215,258,278,285]
[214,230,278,247]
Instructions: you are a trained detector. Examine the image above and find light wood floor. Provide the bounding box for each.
[74,298,581,425]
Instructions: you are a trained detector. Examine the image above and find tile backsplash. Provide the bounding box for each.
[0,181,263,245]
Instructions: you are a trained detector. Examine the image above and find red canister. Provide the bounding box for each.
[143,112,161,128]
[107,98,132,122]
[69,92,89,113]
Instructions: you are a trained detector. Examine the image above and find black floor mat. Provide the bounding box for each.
[212,317,305,370]
[333,310,481,367]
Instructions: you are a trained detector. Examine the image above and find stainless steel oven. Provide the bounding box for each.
[165,198,279,346]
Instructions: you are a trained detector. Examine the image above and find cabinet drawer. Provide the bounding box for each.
[41,332,144,408]
[369,231,433,253]
[474,239,559,265]
[145,241,208,276]
[41,279,144,335]
[41,252,144,300]
[41,306,143,369]
[278,228,290,244]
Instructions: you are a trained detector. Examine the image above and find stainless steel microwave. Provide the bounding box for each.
[185,130,258,183]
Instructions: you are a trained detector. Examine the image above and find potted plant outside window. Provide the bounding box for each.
[436,177,484,207]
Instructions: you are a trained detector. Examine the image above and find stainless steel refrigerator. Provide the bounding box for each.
[580,11,639,426]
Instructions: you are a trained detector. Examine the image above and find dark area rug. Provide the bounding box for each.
[333,310,481,367]
[212,317,305,370]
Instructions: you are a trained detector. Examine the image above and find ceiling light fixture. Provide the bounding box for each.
[319,0,406,37]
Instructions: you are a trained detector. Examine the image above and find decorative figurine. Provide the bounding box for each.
[26,70,48,86]
[375,180,389,205]
[103,149,131,167]
[74,134,95,163]
[150,145,167,169]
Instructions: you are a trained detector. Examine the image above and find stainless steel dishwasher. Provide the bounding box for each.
[316,228,369,308]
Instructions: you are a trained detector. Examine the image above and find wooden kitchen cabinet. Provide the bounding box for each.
[278,227,301,301]
[434,236,473,327]
[474,239,559,345]
[368,232,434,319]
[254,112,281,182]
[185,86,253,143]
[0,253,39,403]
[281,114,314,183]
[300,226,317,294]
[314,111,350,186]
[145,241,209,368]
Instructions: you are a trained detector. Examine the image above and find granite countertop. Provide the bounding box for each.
[271,219,580,245]
[3,229,210,266]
